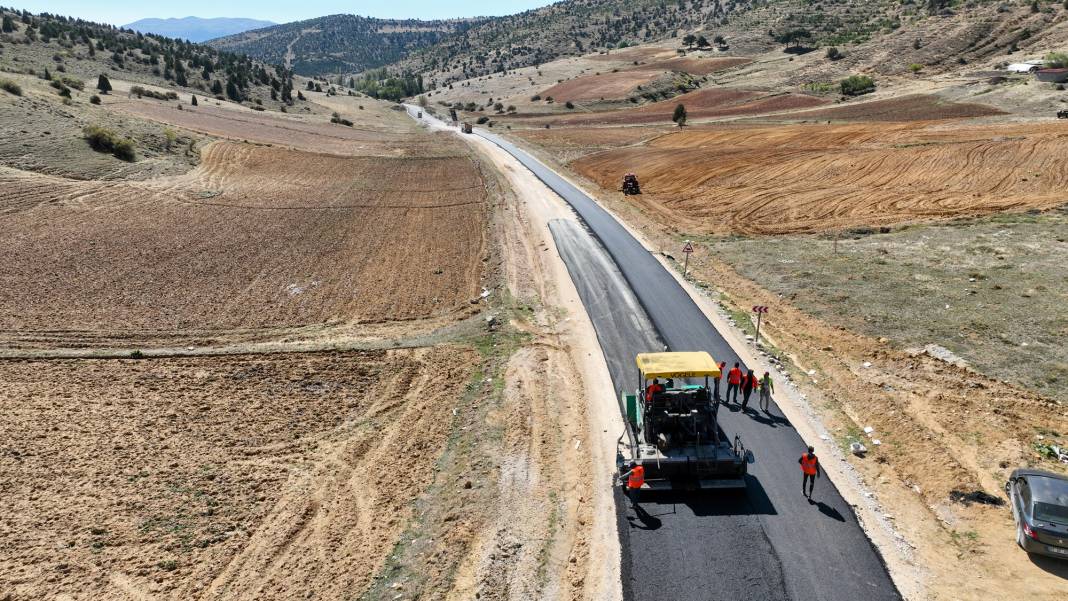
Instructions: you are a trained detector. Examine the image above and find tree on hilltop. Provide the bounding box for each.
[96,74,111,94]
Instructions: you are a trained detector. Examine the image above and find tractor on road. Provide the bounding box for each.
[619,352,748,492]
[622,173,641,195]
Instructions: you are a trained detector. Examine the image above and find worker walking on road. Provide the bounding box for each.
[726,363,742,404]
[741,369,758,410]
[799,446,821,498]
[759,371,774,413]
[620,461,645,507]
[712,361,726,401]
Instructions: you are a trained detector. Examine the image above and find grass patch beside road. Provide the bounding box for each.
[701,208,1068,404]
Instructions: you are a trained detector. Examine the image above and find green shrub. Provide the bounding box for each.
[840,75,876,96]
[0,79,21,96]
[129,85,178,101]
[89,94,101,105]
[476,116,490,124]
[1046,52,1068,69]
[83,125,136,161]
[565,100,575,109]
[909,63,924,73]
[329,112,353,126]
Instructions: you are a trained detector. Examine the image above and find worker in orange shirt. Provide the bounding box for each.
[645,378,664,402]
[620,460,645,506]
[725,362,743,404]
[741,369,759,410]
[799,446,821,498]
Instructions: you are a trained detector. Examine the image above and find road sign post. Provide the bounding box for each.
[682,240,694,278]
[752,305,769,345]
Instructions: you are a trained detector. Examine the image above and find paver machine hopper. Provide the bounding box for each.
[618,352,747,491]
[622,173,641,195]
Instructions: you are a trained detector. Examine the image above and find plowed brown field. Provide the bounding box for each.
[0,141,486,346]
[541,69,667,102]
[631,56,752,76]
[0,347,478,601]
[112,98,438,156]
[570,121,1068,234]
[783,94,1005,122]
[509,88,829,126]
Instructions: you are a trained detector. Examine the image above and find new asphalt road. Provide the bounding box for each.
[473,128,903,601]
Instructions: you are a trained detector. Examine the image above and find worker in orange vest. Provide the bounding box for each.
[620,460,645,506]
[645,378,664,402]
[726,362,743,404]
[741,369,759,410]
[799,446,821,498]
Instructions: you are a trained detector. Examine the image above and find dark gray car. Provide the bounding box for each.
[1006,469,1068,559]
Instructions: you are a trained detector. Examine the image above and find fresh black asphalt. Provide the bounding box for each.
[476,129,903,601]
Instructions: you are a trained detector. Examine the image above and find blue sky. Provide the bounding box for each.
[15,1,556,26]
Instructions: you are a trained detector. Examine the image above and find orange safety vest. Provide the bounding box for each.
[628,465,645,490]
[728,368,743,385]
[800,454,818,476]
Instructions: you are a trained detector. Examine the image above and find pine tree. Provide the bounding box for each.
[96,74,112,94]
[211,79,223,95]
[225,79,241,102]
[191,94,198,106]
[2,15,15,33]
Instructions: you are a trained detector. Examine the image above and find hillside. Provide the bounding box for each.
[208,14,478,76]
[124,16,276,43]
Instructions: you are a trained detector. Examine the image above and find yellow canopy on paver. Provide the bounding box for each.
[635,351,721,380]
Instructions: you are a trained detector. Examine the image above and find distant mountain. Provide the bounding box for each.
[208,14,479,76]
[124,17,276,43]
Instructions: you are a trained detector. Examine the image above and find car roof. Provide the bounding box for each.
[1010,468,1067,481]
[1012,469,1068,503]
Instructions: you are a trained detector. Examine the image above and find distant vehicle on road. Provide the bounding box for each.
[1006,469,1068,560]
[1007,60,1044,73]
[1059,110,1068,120]
[461,122,473,134]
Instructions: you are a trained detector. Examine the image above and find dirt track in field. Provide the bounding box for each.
[0,347,479,601]
[0,138,486,348]
[566,121,1068,234]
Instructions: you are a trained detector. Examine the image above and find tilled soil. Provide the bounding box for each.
[0,141,487,347]
[568,120,1068,234]
[0,347,479,601]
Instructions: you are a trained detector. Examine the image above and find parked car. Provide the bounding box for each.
[1006,469,1068,559]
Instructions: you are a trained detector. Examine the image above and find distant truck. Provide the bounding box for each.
[461,122,473,134]
[1059,110,1068,120]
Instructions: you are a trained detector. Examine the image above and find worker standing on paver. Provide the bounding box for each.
[726,363,743,404]
[741,369,758,410]
[799,446,821,498]
[759,371,774,413]
[645,378,664,402]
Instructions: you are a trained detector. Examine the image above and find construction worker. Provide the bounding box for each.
[726,362,743,404]
[799,446,821,498]
[645,378,664,402]
[620,460,645,506]
[759,371,774,413]
[741,369,758,410]
[712,361,726,401]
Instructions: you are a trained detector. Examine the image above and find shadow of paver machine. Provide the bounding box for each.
[619,352,747,491]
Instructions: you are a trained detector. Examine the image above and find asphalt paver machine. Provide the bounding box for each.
[619,352,747,491]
